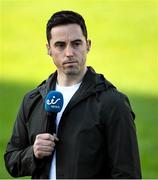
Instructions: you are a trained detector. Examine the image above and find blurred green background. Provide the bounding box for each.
[0,0,158,178]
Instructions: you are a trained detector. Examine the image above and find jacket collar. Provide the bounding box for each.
[61,67,115,116]
[38,71,57,99]
[38,66,115,100]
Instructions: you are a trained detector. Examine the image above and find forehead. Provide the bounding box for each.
[50,24,85,42]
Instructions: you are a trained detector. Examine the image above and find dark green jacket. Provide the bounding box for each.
[4,67,141,179]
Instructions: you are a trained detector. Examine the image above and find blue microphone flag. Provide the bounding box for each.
[45,91,64,113]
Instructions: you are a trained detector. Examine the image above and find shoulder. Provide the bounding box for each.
[23,78,47,103]
[99,88,135,119]
[17,83,47,123]
[21,78,47,113]
[23,87,41,103]
[104,89,129,105]
[19,87,41,117]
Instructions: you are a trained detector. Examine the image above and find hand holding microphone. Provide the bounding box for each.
[33,133,59,159]
[33,91,63,159]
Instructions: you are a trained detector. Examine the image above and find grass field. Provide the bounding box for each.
[1,0,158,178]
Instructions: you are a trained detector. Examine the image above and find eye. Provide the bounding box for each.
[72,41,82,48]
[55,42,66,50]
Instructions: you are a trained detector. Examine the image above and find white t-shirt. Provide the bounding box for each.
[49,82,81,179]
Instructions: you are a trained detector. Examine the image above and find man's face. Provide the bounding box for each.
[47,24,91,76]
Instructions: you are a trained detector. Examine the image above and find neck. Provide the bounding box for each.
[57,67,87,86]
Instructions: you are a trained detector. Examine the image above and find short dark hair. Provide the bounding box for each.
[46,10,88,43]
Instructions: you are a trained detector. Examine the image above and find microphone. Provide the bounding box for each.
[45,91,64,113]
[45,91,64,134]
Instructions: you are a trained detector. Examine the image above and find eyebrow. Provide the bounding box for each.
[71,39,83,43]
[54,39,83,45]
[54,41,65,45]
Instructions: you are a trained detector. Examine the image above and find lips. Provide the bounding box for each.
[63,61,78,65]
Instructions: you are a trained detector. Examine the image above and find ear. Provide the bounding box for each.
[86,40,91,52]
[46,43,52,56]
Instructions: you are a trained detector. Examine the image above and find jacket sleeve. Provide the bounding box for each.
[4,95,36,177]
[103,92,142,178]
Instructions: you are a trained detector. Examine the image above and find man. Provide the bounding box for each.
[4,10,141,179]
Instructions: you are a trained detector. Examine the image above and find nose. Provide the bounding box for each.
[65,45,74,57]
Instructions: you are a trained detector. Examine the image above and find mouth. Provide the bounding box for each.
[63,61,78,65]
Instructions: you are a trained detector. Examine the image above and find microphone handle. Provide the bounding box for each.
[46,112,57,135]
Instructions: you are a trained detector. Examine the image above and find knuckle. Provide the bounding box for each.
[36,146,40,151]
[36,134,41,140]
[48,134,53,140]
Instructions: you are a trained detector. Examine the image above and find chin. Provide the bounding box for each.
[64,67,80,76]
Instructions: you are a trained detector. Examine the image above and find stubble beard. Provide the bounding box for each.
[64,66,80,76]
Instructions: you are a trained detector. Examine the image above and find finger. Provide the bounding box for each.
[53,133,59,141]
[33,143,55,159]
[40,145,55,152]
[34,149,53,159]
[36,133,54,141]
[35,139,55,148]
[34,146,54,153]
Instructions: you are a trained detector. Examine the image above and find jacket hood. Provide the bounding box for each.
[37,66,116,100]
